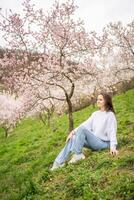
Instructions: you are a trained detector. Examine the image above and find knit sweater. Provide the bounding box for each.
[74,110,118,148]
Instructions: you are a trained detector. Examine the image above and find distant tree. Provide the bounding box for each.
[0,91,37,137]
[105,21,134,73]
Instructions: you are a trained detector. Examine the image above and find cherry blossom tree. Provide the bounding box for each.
[93,20,134,96]
[104,21,134,72]
[0,90,37,137]
[0,0,107,132]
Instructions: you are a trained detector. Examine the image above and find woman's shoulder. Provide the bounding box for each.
[107,111,116,120]
[91,110,116,118]
[107,111,115,115]
[91,110,101,117]
[92,110,100,115]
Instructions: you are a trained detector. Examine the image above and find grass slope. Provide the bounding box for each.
[0,89,134,200]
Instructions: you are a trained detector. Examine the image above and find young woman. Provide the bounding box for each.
[51,92,118,170]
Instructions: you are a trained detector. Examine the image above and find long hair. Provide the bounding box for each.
[99,92,115,113]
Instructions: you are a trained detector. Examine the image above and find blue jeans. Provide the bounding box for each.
[55,126,110,164]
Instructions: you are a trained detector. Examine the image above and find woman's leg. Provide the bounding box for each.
[53,126,110,167]
[54,137,75,164]
[72,126,110,154]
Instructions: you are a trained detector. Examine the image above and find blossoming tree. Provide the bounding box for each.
[0,0,107,132]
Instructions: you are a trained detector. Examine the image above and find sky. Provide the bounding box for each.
[0,0,134,46]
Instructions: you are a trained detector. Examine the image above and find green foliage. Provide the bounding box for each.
[0,89,134,200]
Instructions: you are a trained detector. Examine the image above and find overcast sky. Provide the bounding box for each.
[0,0,134,46]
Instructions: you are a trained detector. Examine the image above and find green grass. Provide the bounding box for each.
[0,89,134,200]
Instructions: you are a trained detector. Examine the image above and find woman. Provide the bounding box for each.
[51,92,118,170]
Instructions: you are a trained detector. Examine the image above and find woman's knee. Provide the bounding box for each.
[76,126,86,134]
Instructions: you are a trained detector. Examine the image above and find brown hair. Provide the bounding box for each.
[99,92,115,113]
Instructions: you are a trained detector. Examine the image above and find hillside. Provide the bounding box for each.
[0,89,134,200]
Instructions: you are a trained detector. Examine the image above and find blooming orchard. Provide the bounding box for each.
[0,0,133,135]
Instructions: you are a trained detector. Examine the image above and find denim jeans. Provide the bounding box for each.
[55,126,110,164]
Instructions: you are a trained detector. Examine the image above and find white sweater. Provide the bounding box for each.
[74,110,117,148]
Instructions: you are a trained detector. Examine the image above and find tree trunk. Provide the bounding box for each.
[3,127,9,138]
[39,113,47,126]
[5,128,8,138]
[66,98,74,132]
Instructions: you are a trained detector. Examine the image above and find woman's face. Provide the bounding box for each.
[97,94,106,110]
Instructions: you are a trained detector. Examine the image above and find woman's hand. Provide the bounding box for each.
[110,147,119,156]
[66,130,75,143]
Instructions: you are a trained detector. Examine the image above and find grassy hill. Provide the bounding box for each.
[0,89,134,200]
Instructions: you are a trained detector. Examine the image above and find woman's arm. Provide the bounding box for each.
[66,130,75,143]
[66,113,94,143]
[107,113,119,156]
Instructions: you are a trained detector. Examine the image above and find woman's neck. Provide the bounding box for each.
[100,107,106,112]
